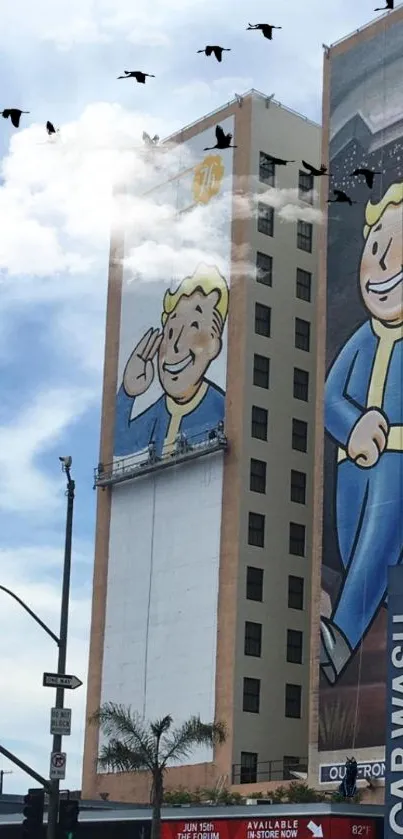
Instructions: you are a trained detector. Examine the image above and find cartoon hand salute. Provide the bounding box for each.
[123,328,163,397]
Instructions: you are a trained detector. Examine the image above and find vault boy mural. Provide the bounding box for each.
[114,262,229,458]
[320,182,403,685]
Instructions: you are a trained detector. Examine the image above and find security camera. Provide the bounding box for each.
[59,456,72,469]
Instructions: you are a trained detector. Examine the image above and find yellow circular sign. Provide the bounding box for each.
[192,155,225,204]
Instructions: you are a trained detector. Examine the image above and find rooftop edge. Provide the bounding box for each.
[163,88,320,143]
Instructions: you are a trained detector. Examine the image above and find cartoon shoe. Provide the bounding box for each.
[320,616,352,684]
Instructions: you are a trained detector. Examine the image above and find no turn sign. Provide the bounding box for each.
[49,751,66,780]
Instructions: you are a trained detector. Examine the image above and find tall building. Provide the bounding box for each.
[82,88,321,802]
[308,7,403,801]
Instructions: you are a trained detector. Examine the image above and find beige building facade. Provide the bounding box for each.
[82,89,321,802]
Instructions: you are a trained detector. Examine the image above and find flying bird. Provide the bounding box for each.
[302,160,329,176]
[46,121,57,135]
[143,131,160,146]
[247,23,282,40]
[204,124,237,151]
[1,109,30,128]
[197,45,231,62]
[117,71,155,84]
[350,168,381,189]
[266,154,294,166]
[374,0,393,10]
[327,189,356,205]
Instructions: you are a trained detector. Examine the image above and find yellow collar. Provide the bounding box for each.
[371,317,403,345]
[165,380,208,418]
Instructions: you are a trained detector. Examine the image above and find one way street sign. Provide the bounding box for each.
[43,672,83,690]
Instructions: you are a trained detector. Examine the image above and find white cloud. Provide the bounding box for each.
[173,77,254,106]
[0,0,216,50]
[259,186,324,224]
[0,105,323,292]
[0,386,96,513]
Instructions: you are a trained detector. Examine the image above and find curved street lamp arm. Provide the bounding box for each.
[0,585,60,646]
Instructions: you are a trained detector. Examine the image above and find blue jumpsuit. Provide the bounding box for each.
[114,378,225,458]
[325,318,403,651]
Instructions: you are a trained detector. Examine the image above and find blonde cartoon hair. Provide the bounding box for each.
[161,263,229,328]
[363,181,403,239]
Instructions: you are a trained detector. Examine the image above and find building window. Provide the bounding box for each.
[283,755,300,780]
[297,220,313,252]
[287,629,303,664]
[240,752,258,784]
[258,202,274,237]
[243,677,261,713]
[248,512,265,548]
[255,302,271,337]
[293,368,309,401]
[289,522,306,557]
[252,406,268,440]
[288,575,304,610]
[256,251,273,286]
[295,318,310,351]
[250,458,267,493]
[298,170,314,203]
[245,621,262,657]
[291,470,306,504]
[253,353,270,389]
[292,418,308,452]
[259,151,275,185]
[285,683,302,718]
[247,566,264,601]
[296,268,312,302]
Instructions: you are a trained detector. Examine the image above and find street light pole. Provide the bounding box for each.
[47,458,75,839]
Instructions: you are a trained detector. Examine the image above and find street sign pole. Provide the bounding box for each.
[47,463,75,839]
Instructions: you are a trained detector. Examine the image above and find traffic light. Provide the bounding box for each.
[58,799,79,838]
[22,788,45,838]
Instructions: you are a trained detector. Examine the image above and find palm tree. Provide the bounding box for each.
[90,704,227,839]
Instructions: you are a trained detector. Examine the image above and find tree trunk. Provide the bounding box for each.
[151,769,163,839]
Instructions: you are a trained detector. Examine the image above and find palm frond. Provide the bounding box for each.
[150,715,173,740]
[161,716,226,768]
[97,739,150,773]
[90,703,155,769]
[150,715,174,764]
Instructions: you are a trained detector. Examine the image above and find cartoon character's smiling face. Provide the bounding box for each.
[158,288,223,402]
[360,202,403,323]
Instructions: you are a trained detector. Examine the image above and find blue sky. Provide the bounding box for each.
[0,0,389,796]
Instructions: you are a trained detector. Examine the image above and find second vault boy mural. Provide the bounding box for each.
[114,262,229,458]
[321,182,403,686]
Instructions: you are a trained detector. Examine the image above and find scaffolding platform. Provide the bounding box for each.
[94,432,228,488]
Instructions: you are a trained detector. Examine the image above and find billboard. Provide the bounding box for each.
[99,117,234,765]
[319,18,403,754]
[161,817,379,839]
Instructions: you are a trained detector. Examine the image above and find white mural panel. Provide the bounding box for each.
[101,455,224,764]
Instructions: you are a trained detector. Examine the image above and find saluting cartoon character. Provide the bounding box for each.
[114,263,229,458]
[321,182,403,684]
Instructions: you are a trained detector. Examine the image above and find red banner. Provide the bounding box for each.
[161,816,376,839]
